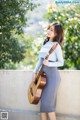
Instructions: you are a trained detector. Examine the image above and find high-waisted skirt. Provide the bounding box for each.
[40,58,61,113]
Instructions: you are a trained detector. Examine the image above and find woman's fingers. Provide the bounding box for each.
[43,60,49,66]
[32,73,37,82]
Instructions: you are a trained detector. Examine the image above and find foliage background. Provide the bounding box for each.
[0,1,80,70]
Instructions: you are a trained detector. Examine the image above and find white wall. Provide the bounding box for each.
[0,70,80,120]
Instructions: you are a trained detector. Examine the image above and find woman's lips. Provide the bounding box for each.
[47,33,50,36]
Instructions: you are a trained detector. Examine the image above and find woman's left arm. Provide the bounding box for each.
[47,44,64,67]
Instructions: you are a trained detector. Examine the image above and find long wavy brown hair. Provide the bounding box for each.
[43,22,64,47]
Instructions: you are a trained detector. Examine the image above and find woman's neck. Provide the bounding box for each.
[49,38,53,42]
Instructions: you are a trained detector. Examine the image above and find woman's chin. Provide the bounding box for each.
[46,34,50,37]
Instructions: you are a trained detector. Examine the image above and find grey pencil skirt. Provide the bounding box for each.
[40,58,61,113]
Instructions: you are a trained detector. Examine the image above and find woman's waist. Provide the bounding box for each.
[39,55,56,61]
[40,57,56,62]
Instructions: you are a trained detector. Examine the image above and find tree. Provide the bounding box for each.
[43,4,80,69]
[0,0,36,69]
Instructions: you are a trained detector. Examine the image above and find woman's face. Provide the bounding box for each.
[47,25,56,39]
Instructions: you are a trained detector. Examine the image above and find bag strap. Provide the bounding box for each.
[45,43,58,60]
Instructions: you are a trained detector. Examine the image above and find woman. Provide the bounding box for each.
[32,22,64,120]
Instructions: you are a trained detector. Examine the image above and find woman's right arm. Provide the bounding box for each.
[33,57,43,73]
[32,57,43,81]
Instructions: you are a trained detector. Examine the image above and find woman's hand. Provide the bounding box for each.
[32,73,37,82]
[43,59,49,66]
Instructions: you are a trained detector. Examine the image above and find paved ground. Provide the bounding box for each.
[0,112,40,120]
[0,108,80,120]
